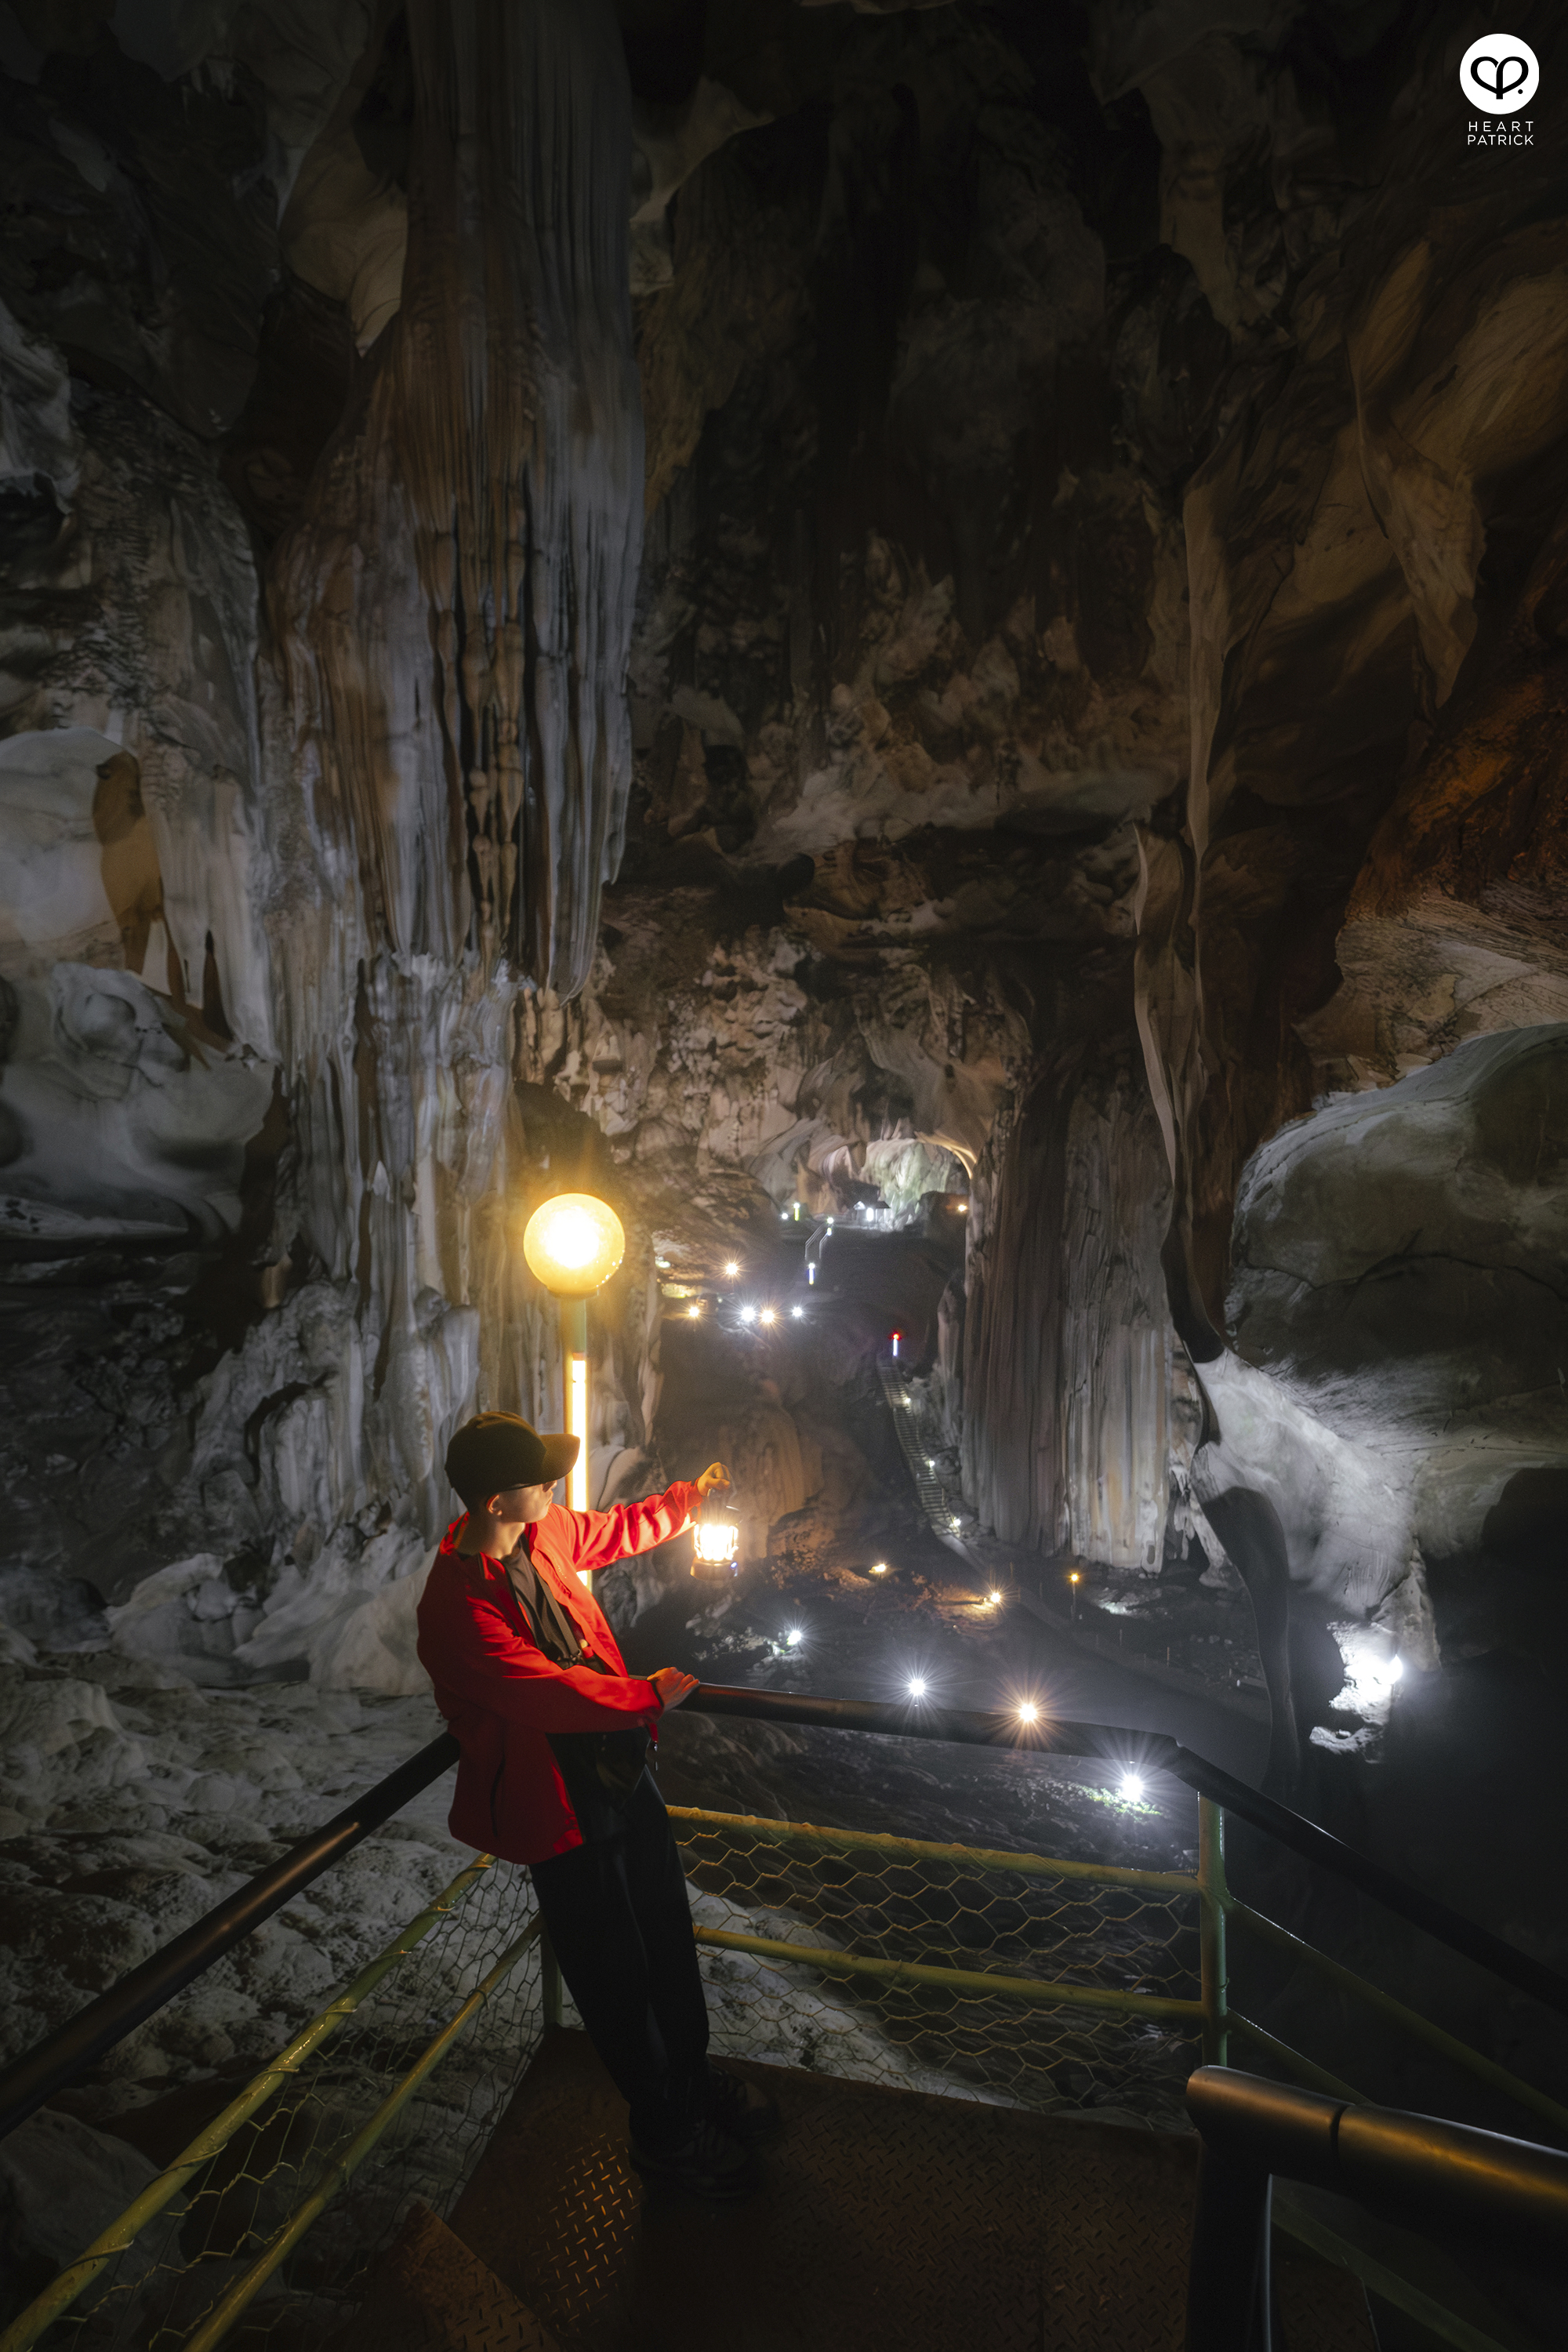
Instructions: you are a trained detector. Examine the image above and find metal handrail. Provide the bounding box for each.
[0,1852,499,2352]
[685,1685,1568,2024]
[0,1730,459,2141]
[1183,2067,1568,2351]
[2,1797,1196,2352]
[5,1680,1568,2147]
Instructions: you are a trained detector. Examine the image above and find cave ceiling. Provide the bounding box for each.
[0,0,1564,1802]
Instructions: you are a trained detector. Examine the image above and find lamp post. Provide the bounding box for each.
[521,1193,626,1543]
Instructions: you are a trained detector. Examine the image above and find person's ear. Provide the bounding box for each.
[483,1492,503,1519]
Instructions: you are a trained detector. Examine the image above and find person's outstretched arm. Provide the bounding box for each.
[563,1463,731,1578]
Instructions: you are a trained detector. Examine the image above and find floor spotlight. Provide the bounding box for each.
[988,1591,1001,1606]
[786,1627,803,1648]
[740,1305,757,1323]
[907,1676,927,1699]
[1017,1701,1039,1724]
[1119,1772,1145,1804]
[790,1304,804,1319]
[759,1306,777,1326]
[724,1259,740,1277]
[869,1563,888,1576]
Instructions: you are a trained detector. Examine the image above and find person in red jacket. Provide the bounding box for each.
[416,1410,777,2201]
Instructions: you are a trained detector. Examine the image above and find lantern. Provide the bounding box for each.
[691,1490,740,1573]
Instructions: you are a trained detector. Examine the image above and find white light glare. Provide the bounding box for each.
[988,1591,1001,1605]
[790,1304,804,1319]
[786,1628,803,1647]
[687,1304,702,1318]
[724,1259,740,1277]
[907,1676,927,1699]
[740,1305,757,1323]
[759,1306,777,1327]
[1017,1701,1038,1724]
[1119,1773,1145,1804]
[869,1562,888,1575]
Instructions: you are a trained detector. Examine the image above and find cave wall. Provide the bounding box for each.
[1,0,1566,1716]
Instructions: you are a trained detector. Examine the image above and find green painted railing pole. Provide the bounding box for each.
[1198,1796,1230,2068]
[541,1925,564,2029]
[0,1855,496,2352]
[180,1915,543,2352]
[691,1926,1204,2024]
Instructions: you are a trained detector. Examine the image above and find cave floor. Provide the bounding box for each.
[633,1513,1269,1881]
[344,2026,1374,2352]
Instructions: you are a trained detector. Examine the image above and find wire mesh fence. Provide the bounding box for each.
[16,1802,1207,2352]
[673,1809,1203,2129]
[36,1856,541,2352]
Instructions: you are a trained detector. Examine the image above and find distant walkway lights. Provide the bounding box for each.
[521,1193,625,1541]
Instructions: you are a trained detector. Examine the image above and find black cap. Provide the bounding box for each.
[445,1412,579,1504]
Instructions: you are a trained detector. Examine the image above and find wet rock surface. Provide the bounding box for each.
[1,17,1567,2293]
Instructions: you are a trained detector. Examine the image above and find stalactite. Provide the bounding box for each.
[270,0,642,1005]
[961,1052,1171,1568]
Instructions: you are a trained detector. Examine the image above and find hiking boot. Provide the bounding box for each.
[704,2064,782,2143]
[629,2117,758,2201]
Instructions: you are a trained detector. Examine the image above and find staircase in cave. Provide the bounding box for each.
[337,2030,1377,2352]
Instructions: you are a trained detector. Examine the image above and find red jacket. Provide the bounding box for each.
[415,1483,700,1864]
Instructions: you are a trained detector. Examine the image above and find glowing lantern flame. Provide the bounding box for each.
[692,1492,739,1570]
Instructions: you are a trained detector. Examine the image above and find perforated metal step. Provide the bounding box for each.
[433,2027,1374,2351]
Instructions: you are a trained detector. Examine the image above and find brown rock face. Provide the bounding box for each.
[0,0,1565,1817]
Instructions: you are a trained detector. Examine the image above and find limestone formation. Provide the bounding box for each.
[2,0,1566,2114]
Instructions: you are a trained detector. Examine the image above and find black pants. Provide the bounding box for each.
[529,1769,710,2149]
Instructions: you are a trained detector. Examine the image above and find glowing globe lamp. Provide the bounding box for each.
[521,1194,625,1296]
[521,1192,626,1544]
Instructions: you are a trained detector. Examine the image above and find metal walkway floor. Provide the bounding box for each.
[346,2029,1374,2352]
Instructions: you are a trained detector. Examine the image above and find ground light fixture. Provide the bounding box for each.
[1119,1773,1145,1803]
[988,1590,1001,1605]
[907,1675,927,1699]
[759,1306,777,1326]
[890,1330,902,1358]
[790,1304,804,1319]
[786,1627,804,1647]
[740,1305,757,1323]
[521,1193,626,1548]
[724,1259,739,1276]
[869,1562,888,1575]
[1017,1701,1039,1724]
